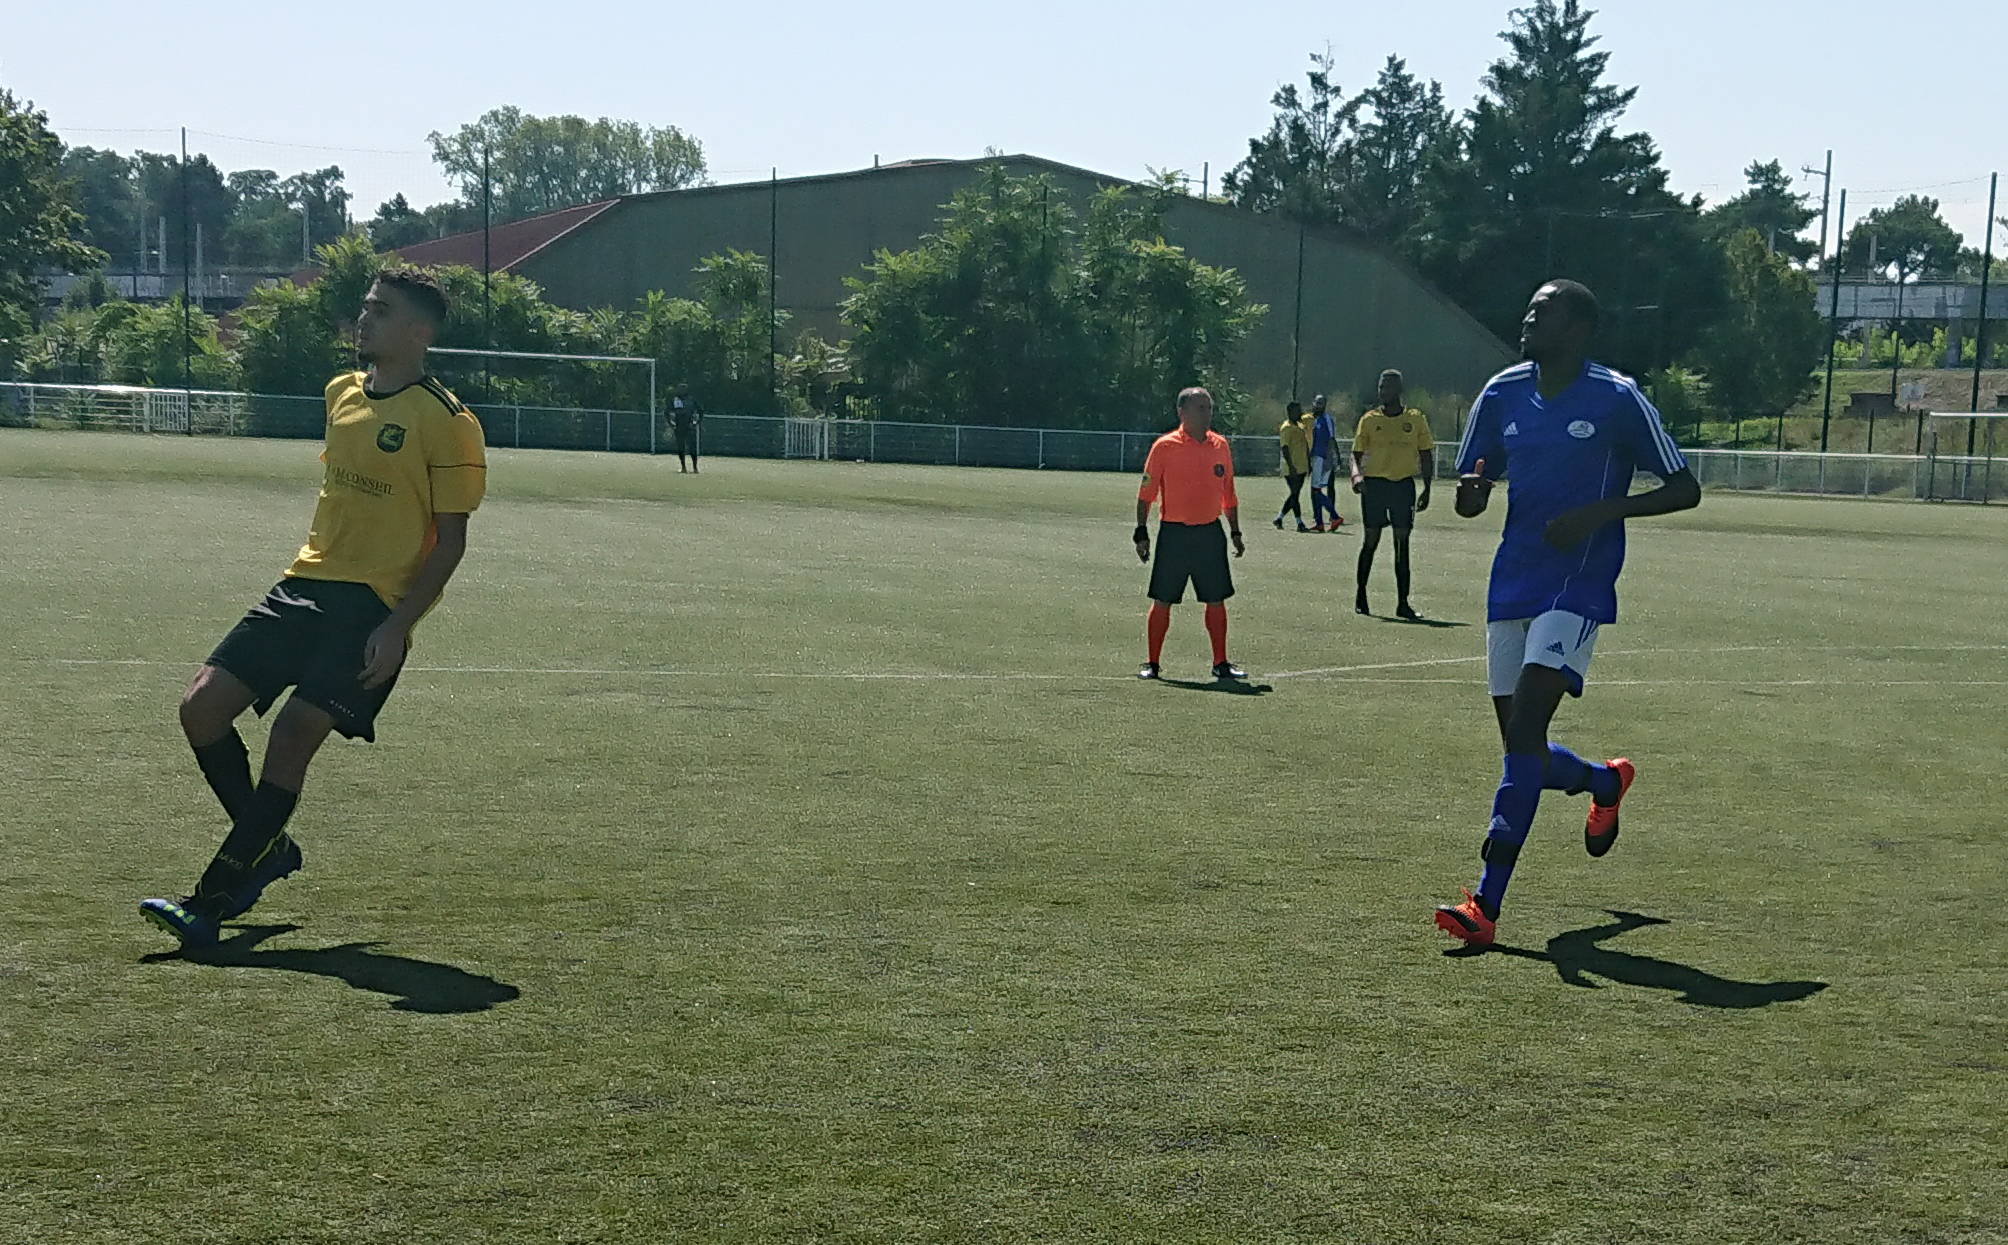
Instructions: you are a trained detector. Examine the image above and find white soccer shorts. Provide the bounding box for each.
[1487,610,1600,697]
[1309,454,1334,489]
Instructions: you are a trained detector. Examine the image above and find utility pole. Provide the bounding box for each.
[1802,151,1832,268]
[769,167,778,413]
[180,127,192,418]
[1973,172,1997,420]
[482,142,492,403]
[1821,189,1847,452]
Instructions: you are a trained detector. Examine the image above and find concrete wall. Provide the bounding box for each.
[518,158,1513,420]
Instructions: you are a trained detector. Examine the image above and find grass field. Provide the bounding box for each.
[3,428,2005,1244]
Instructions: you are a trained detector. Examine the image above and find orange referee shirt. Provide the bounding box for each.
[1138,428,1238,525]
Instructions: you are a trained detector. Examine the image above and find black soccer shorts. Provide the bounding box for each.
[1147,520,1235,604]
[1360,477,1418,530]
[205,578,403,742]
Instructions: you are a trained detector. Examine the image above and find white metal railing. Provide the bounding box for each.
[8,381,2005,502]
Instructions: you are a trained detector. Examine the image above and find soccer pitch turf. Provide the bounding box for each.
[3,428,2004,1244]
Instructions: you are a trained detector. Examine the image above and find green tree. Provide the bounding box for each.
[1222,52,1361,225]
[1689,229,1824,418]
[1704,160,1819,265]
[59,146,140,267]
[97,297,237,388]
[0,89,102,358]
[428,107,706,221]
[844,167,1263,429]
[1843,195,1962,282]
[1412,0,1719,373]
[223,165,350,266]
[1340,56,1457,248]
[132,152,233,268]
[233,234,385,394]
[365,194,479,250]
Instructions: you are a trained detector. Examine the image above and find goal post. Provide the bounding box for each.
[427,347,658,453]
[1923,411,2008,502]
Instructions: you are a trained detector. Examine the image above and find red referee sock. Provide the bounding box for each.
[1203,603,1228,664]
[1146,602,1171,663]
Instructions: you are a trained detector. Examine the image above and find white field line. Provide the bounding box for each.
[29,642,2008,690]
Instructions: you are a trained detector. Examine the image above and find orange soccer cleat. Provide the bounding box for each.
[1584,757,1635,858]
[1434,889,1496,948]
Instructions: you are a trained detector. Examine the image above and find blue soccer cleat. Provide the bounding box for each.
[140,897,219,948]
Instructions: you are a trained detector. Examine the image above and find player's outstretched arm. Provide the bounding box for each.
[360,514,470,688]
[1542,468,1700,551]
[1134,499,1152,562]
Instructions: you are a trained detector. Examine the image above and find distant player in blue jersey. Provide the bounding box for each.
[1434,280,1700,949]
[1307,394,1343,531]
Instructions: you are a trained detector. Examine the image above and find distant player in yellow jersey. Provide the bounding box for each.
[142,268,487,947]
[1350,369,1434,619]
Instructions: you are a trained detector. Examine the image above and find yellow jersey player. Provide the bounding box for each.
[1349,369,1435,619]
[143,268,487,947]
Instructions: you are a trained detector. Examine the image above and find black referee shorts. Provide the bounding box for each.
[205,578,403,742]
[1360,477,1418,530]
[1147,520,1234,604]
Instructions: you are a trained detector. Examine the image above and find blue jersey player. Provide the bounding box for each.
[1434,280,1700,949]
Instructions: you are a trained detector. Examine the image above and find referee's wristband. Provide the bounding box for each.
[1133,524,1149,543]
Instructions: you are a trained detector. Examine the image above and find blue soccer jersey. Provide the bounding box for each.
[1454,360,1687,624]
[1310,411,1336,458]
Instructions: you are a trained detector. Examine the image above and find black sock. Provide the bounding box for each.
[190,781,300,917]
[1356,544,1373,595]
[1395,546,1412,604]
[192,729,256,822]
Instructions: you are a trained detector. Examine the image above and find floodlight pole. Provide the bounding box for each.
[180,127,192,427]
[482,142,492,405]
[1290,222,1305,397]
[1821,189,1847,452]
[769,168,778,415]
[1972,173,1997,422]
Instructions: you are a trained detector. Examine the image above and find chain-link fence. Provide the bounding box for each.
[9,380,2006,502]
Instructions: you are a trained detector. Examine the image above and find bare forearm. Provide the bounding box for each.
[1136,499,1152,527]
[1223,505,1240,535]
[1615,469,1700,518]
[384,532,466,633]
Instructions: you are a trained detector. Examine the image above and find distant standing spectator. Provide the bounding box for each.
[669,384,703,473]
[1274,400,1312,532]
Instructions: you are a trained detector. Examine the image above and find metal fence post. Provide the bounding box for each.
[869,421,876,462]
[1038,428,1045,469]
[955,425,961,466]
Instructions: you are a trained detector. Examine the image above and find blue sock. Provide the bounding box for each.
[1546,743,1618,802]
[1476,752,1545,915]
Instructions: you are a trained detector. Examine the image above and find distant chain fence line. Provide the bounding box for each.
[4,380,2005,503]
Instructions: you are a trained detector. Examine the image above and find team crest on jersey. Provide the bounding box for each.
[376,423,406,452]
[1401,422,1412,432]
[1567,420,1597,439]
[1213,463,1225,477]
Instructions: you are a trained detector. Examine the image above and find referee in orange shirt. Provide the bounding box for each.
[1134,387,1246,680]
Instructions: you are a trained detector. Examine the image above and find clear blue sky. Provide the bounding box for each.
[9,0,2006,248]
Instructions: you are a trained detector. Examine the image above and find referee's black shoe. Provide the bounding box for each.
[1137,661,1161,680]
[1395,602,1421,621]
[1211,661,1246,680]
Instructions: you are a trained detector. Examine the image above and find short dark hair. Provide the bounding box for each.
[1541,279,1599,329]
[1286,400,1303,415]
[1379,369,1404,385]
[1176,386,1211,410]
[375,266,448,327]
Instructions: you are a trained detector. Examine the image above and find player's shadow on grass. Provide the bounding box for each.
[1159,678,1274,696]
[1371,614,1469,629]
[142,924,520,1014]
[1473,910,1828,1009]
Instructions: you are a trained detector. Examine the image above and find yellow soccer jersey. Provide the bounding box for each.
[286,371,487,606]
[1352,406,1434,481]
[1277,418,1312,474]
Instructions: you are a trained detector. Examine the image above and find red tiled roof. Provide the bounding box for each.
[390,199,621,272]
